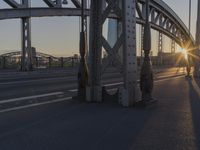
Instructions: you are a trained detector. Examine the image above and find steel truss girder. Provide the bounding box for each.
[87,0,138,106]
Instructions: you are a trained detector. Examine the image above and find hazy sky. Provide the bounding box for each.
[0,0,198,56]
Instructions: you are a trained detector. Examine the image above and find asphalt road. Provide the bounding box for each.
[0,67,185,101]
[0,68,199,150]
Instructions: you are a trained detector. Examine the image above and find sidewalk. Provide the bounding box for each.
[0,76,199,150]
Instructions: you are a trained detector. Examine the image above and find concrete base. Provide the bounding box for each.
[86,86,102,102]
[119,85,141,107]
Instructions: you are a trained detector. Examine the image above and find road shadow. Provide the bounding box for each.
[0,99,157,150]
[187,77,200,149]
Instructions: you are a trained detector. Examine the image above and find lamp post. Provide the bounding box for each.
[77,0,89,100]
[140,0,154,105]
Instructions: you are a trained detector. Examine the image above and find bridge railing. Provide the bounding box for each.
[0,55,80,69]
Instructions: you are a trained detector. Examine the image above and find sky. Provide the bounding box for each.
[0,0,198,57]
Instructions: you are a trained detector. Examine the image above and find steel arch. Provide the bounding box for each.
[0,0,195,47]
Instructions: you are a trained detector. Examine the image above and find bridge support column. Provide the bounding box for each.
[87,0,138,106]
[158,32,163,65]
[77,0,89,101]
[86,0,103,102]
[119,0,138,107]
[140,0,154,104]
[171,40,175,54]
[171,40,176,66]
[21,0,32,71]
[194,0,200,77]
[140,25,144,66]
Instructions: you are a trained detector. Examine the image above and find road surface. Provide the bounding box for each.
[0,67,199,150]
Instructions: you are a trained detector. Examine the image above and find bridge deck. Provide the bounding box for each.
[0,75,199,150]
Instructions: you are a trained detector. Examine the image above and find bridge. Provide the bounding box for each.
[0,0,200,149]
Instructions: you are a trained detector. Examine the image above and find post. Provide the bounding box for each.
[60,57,64,68]
[140,0,154,104]
[2,56,6,69]
[48,57,52,68]
[35,57,38,68]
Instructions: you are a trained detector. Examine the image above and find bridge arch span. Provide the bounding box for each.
[0,0,195,47]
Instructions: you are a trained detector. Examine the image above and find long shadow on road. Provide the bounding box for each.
[187,78,200,149]
[0,101,156,150]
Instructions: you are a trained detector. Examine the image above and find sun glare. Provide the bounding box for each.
[178,48,188,60]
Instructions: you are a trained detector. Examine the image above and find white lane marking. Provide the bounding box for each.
[154,75,184,82]
[0,75,185,114]
[155,73,185,79]
[69,89,78,92]
[0,77,74,85]
[104,82,123,87]
[0,97,72,114]
[0,92,64,104]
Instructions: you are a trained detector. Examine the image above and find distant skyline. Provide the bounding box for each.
[0,0,198,56]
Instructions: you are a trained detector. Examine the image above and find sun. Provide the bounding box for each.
[178,48,188,60]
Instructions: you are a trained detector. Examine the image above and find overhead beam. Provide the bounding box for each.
[0,0,195,48]
[43,0,62,7]
[71,0,81,8]
[3,0,25,8]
